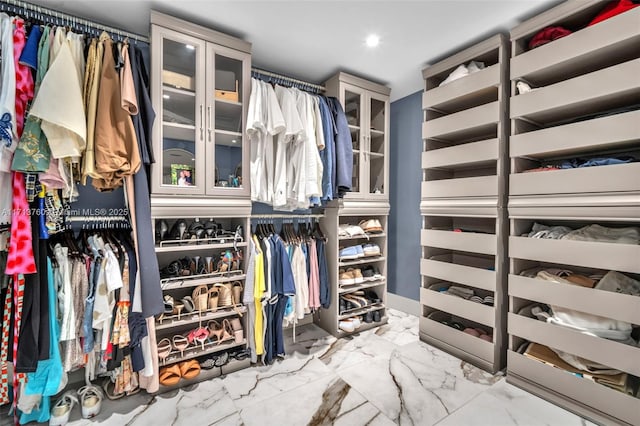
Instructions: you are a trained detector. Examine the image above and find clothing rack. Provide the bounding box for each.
[65,215,129,224]
[251,67,325,94]
[0,0,149,43]
[251,214,324,220]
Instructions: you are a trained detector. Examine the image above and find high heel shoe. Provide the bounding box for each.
[187,327,209,351]
[207,320,225,344]
[230,317,244,344]
[221,319,235,343]
[158,338,172,365]
[172,334,189,358]
[155,219,169,242]
[192,285,209,312]
[208,287,219,312]
[232,281,243,305]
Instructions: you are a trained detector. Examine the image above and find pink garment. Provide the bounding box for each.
[12,18,33,138]
[5,172,36,275]
[308,240,321,310]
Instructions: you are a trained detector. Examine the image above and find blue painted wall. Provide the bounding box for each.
[388,90,423,301]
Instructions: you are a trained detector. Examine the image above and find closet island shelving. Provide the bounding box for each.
[419,34,510,374]
[506,1,640,425]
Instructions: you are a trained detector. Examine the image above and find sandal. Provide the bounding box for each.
[187,326,209,350]
[192,285,209,312]
[159,364,182,386]
[232,281,243,305]
[181,296,195,313]
[50,391,79,425]
[158,337,172,364]
[207,320,225,344]
[77,385,103,419]
[208,287,219,312]
[172,334,189,358]
[101,377,125,401]
[230,317,244,344]
[214,351,230,367]
[221,319,235,342]
[163,295,174,314]
[173,302,184,320]
[230,348,251,361]
[179,359,201,380]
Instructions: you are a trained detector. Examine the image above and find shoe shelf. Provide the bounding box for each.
[336,316,388,337]
[157,357,251,394]
[508,1,640,218]
[338,232,386,241]
[156,241,248,253]
[160,271,246,290]
[338,302,385,320]
[420,213,507,373]
[338,279,386,295]
[159,338,247,367]
[151,212,252,392]
[156,305,247,331]
[316,207,389,337]
[338,256,385,267]
[422,34,509,208]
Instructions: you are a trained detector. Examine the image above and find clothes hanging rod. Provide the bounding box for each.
[251,67,326,92]
[66,215,129,222]
[251,214,324,220]
[0,0,149,42]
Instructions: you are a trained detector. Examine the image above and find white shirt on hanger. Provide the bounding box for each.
[273,85,303,209]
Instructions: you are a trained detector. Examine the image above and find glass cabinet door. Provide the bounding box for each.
[343,86,366,194]
[205,45,250,196]
[152,27,206,194]
[368,93,388,196]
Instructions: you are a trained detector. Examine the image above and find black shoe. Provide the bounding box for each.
[169,219,188,240]
[188,219,205,240]
[155,219,169,242]
[364,311,373,323]
[364,290,381,304]
[339,298,347,314]
[372,311,381,322]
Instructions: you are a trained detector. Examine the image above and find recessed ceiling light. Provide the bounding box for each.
[185,44,195,50]
[366,34,380,48]
[163,94,170,99]
[231,139,237,144]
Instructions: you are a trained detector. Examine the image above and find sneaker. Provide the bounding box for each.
[50,391,79,426]
[339,224,367,238]
[372,311,381,322]
[339,269,356,285]
[439,64,469,86]
[77,385,103,419]
[364,311,373,323]
[348,268,364,284]
[339,246,360,260]
[516,80,537,94]
[339,319,355,333]
[362,266,375,281]
[362,243,381,257]
[354,245,365,258]
[358,219,383,234]
[467,60,485,73]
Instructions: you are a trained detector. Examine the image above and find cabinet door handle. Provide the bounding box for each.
[199,104,204,140]
[207,105,212,142]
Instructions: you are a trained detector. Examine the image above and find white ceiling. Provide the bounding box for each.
[32,0,556,101]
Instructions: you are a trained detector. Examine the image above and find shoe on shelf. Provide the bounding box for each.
[339,224,367,238]
[372,311,381,322]
[155,219,169,242]
[339,319,355,333]
[364,290,381,304]
[77,385,103,419]
[339,269,356,285]
[364,311,373,323]
[439,64,469,86]
[339,245,363,260]
[50,391,79,426]
[467,60,485,73]
[362,244,381,257]
[358,219,383,234]
[348,268,364,284]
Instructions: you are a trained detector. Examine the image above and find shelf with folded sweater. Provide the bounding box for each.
[422,34,509,207]
[508,1,640,217]
[506,216,640,425]
[317,208,389,337]
[419,213,506,373]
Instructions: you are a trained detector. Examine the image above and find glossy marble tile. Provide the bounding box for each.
[435,380,597,426]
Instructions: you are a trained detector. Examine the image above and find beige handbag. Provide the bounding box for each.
[214,283,233,308]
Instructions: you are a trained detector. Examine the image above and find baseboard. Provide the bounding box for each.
[387,292,420,317]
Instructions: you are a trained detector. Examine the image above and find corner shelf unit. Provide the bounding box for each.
[506,2,640,425]
[150,202,253,390]
[317,201,390,337]
[420,34,510,374]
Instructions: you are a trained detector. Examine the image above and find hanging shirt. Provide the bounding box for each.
[13,18,34,139]
[291,244,309,319]
[0,14,15,224]
[273,86,303,209]
[318,96,336,201]
[81,37,103,183]
[298,92,322,205]
[328,97,353,196]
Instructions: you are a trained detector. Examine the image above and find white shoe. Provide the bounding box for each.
[77,385,103,419]
[439,64,468,86]
[467,60,485,73]
[50,391,78,426]
[516,80,537,94]
[339,320,355,333]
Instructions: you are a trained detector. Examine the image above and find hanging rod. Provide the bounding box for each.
[66,215,129,222]
[251,67,325,92]
[0,0,149,42]
[251,214,324,220]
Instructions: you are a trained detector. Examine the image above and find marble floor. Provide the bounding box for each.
[8,309,595,426]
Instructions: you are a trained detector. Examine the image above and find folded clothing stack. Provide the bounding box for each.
[524,155,636,173]
[438,61,485,87]
[431,284,494,306]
